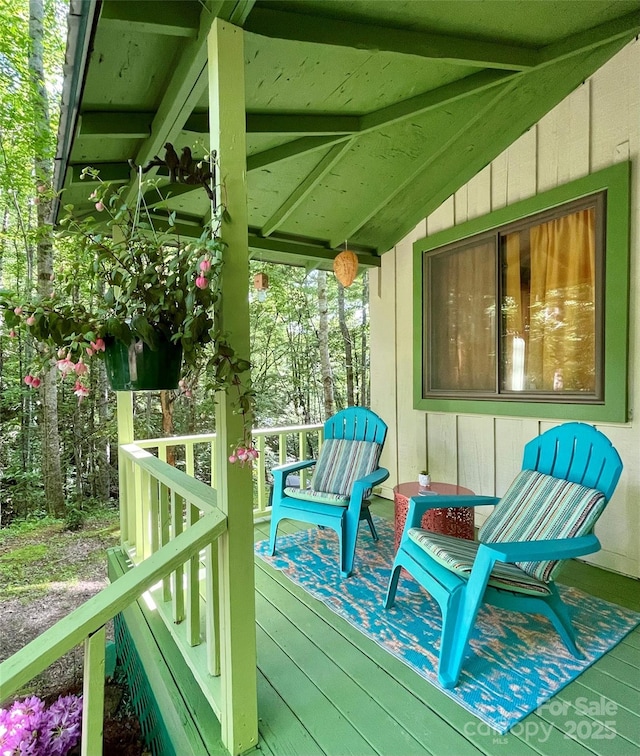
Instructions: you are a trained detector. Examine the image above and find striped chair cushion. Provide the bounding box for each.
[283,487,348,506]
[310,438,382,497]
[479,468,607,582]
[407,530,551,596]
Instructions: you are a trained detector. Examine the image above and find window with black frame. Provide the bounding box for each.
[423,193,604,403]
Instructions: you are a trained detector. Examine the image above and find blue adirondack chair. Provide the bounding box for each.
[269,407,389,577]
[385,422,623,688]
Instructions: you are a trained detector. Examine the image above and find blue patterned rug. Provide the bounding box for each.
[255,518,640,734]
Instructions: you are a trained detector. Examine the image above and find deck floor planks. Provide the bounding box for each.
[255,561,482,756]
[252,511,640,756]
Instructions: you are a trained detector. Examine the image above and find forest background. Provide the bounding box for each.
[0,0,371,526]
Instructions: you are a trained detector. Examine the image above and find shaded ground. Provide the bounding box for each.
[0,510,147,754]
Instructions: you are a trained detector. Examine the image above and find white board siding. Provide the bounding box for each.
[370,39,640,578]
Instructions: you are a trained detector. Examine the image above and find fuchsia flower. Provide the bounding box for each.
[73,381,89,399]
[57,354,75,375]
[74,359,88,376]
[195,275,208,290]
[9,329,16,338]
[90,338,105,352]
[199,259,211,272]
[14,306,23,315]
[95,201,104,212]
[26,315,36,326]
[228,445,258,465]
[89,190,98,200]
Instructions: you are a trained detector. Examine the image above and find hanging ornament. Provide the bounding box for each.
[253,272,269,302]
[333,249,358,287]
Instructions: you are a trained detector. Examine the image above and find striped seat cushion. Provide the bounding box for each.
[479,468,607,582]
[283,487,348,506]
[310,438,382,497]
[407,530,551,596]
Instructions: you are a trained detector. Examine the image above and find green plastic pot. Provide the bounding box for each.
[104,336,183,391]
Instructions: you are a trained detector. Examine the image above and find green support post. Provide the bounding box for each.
[117,392,134,547]
[208,17,259,755]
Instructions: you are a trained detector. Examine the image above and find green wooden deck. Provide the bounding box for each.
[250,499,640,756]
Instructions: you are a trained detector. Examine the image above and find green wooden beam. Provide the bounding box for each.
[100,0,200,37]
[360,69,516,132]
[538,10,640,67]
[248,232,381,268]
[247,136,348,171]
[261,141,353,236]
[141,182,203,207]
[373,36,633,254]
[247,71,514,171]
[243,7,538,71]
[68,162,131,184]
[78,111,153,139]
[247,113,359,135]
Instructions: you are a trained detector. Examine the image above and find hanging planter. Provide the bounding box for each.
[333,249,358,287]
[104,335,183,391]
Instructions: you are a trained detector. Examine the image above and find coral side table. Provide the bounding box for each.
[393,481,475,552]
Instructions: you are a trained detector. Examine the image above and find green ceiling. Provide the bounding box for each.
[55,0,640,269]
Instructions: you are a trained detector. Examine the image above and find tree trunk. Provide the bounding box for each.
[160,390,176,466]
[337,282,355,406]
[317,270,334,418]
[30,0,65,516]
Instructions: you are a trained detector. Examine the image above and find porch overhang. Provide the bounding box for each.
[54,0,640,269]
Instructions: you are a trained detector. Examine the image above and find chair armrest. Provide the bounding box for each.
[350,467,390,502]
[479,533,601,563]
[271,459,317,491]
[406,495,499,530]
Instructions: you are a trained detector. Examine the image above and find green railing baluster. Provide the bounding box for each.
[205,540,220,676]
[186,440,195,477]
[172,492,185,623]
[160,483,171,602]
[150,477,160,555]
[81,626,106,756]
[186,501,200,646]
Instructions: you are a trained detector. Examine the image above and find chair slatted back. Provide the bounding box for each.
[521,422,623,500]
[324,407,388,445]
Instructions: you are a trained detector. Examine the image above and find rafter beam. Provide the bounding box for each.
[248,231,380,267]
[261,140,353,237]
[244,7,537,71]
[247,136,348,171]
[538,10,640,66]
[246,113,359,135]
[247,70,514,171]
[100,0,200,37]
[78,111,153,139]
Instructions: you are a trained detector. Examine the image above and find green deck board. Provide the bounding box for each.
[256,672,323,756]
[252,515,640,756]
[256,561,485,755]
[256,626,375,755]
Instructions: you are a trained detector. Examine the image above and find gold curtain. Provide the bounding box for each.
[527,208,596,391]
[430,241,495,391]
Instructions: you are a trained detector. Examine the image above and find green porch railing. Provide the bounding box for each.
[134,422,324,520]
[0,506,226,756]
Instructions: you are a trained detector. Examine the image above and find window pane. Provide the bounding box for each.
[501,207,596,393]
[427,240,496,391]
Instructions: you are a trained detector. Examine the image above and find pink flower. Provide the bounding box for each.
[14,306,22,315]
[37,184,46,193]
[199,259,211,272]
[73,381,89,399]
[57,355,75,375]
[30,377,41,388]
[95,201,104,212]
[26,315,36,326]
[89,190,98,200]
[74,359,88,376]
[228,455,237,464]
[9,329,16,338]
[86,347,94,356]
[195,275,208,290]
[90,337,106,352]
[24,375,33,386]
